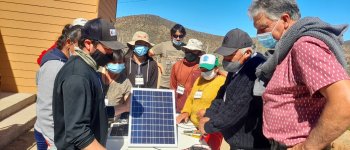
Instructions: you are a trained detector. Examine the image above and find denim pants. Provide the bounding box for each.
[34,129,48,150]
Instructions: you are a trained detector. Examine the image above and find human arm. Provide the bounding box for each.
[177,80,197,123]
[176,113,189,124]
[115,79,132,116]
[169,62,177,89]
[202,75,254,134]
[82,139,106,150]
[148,49,155,57]
[217,70,227,77]
[291,80,350,150]
[61,76,105,149]
[289,37,350,149]
[114,94,130,116]
[148,61,159,88]
[204,73,232,117]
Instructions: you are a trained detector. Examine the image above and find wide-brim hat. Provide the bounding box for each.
[182,38,204,51]
[127,31,154,48]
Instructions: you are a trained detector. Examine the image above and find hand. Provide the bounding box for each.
[197,109,206,119]
[287,143,305,150]
[198,117,210,134]
[176,113,189,124]
[114,109,125,117]
[217,70,228,77]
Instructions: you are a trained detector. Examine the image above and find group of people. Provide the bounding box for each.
[33,0,350,150]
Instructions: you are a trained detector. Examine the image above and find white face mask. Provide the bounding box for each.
[201,69,217,80]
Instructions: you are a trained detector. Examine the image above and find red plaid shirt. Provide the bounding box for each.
[262,36,349,146]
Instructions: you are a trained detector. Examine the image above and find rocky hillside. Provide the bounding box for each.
[115,15,350,72]
[115,14,223,53]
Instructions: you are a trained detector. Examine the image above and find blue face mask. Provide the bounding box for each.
[257,20,280,49]
[134,45,149,56]
[256,32,278,49]
[106,63,125,74]
[172,38,183,46]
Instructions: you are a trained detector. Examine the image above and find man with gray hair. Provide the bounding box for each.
[249,0,350,149]
[198,28,270,149]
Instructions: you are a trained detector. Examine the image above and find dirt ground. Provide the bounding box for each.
[3,129,349,150]
[3,128,36,150]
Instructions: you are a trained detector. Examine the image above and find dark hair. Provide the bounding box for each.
[112,49,125,62]
[56,24,83,50]
[78,18,101,49]
[170,24,186,37]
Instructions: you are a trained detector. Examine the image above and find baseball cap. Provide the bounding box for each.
[72,18,88,26]
[199,54,219,70]
[127,31,154,48]
[215,28,253,56]
[81,18,126,50]
[182,39,204,51]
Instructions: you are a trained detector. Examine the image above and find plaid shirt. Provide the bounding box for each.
[262,36,349,146]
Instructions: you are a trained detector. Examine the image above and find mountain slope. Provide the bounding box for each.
[115,14,223,53]
[115,14,350,73]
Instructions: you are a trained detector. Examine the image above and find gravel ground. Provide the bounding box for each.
[3,129,349,150]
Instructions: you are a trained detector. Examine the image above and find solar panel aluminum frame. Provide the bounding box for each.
[128,88,178,148]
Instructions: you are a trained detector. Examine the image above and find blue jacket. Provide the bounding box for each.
[40,48,68,66]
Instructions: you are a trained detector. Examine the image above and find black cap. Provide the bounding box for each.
[215,28,253,56]
[82,18,126,50]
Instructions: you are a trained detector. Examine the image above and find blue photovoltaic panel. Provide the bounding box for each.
[128,88,177,147]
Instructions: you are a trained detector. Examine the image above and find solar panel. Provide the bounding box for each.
[128,88,177,148]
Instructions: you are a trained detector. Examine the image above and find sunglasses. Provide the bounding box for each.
[172,34,185,38]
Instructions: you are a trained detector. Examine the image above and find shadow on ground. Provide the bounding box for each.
[3,128,36,150]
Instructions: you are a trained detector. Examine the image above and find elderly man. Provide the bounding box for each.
[198,29,270,149]
[248,0,350,149]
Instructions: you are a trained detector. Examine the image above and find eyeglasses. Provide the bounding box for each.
[172,34,185,38]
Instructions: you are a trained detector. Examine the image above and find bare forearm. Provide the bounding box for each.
[115,103,129,116]
[82,139,106,150]
[305,84,350,149]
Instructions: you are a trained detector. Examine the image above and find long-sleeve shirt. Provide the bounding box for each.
[170,59,201,112]
[125,56,158,88]
[181,75,225,127]
[53,56,108,150]
[204,53,270,149]
[35,48,67,145]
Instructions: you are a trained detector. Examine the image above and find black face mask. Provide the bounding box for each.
[185,52,198,62]
[91,49,113,67]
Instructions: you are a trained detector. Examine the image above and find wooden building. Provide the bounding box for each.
[0,0,118,93]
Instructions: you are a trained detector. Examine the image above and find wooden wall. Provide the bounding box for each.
[0,0,117,93]
[98,0,117,22]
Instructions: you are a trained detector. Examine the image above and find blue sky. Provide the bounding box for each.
[117,0,350,41]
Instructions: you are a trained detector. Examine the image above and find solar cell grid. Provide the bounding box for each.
[128,88,177,147]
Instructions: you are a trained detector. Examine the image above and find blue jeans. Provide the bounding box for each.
[34,129,48,150]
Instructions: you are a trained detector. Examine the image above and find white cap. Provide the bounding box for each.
[199,54,218,70]
[72,18,88,26]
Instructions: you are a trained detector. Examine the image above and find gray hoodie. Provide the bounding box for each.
[34,48,67,146]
